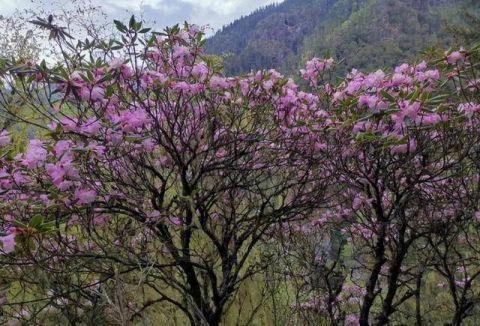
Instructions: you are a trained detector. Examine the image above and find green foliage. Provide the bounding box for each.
[206,0,480,76]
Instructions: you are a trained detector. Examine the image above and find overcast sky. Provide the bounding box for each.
[0,0,282,34]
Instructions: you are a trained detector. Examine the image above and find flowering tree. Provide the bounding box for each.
[0,18,329,324]
[1,14,480,326]
[275,48,480,325]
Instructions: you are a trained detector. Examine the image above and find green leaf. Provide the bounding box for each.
[129,15,136,29]
[29,215,44,227]
[381,90,395,102]
[426,93,450,105]
[134,22,142,31]
[114,20,127,33]
[105,85,114,97]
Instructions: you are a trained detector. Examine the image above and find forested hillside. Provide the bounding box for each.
[206,0,480,75]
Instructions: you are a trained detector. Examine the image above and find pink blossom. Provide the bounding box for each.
[0,130,11,147]
[358,94,378,109]
[142,139,156,152]
[93,214,109,227]
[416,61,428,71]
[424,69,440,80]
[352,195,364,210]
[69,71,84,87]
[121,66,134,79]
[0,233,16,254]
[80,86,104,101]
[422,113,441,125]
[80,117,101,135]
[390,139,417,155]
[54,140,72,158]
[109,57,124,69]
[169,216,183,226]
[458,103,480,115]
[300,58,334,84]
[395,63,411,74]
[74,188,97,205]
[60,117,78,132]
[345,314,359,326]
[474,211,480,221]
[87,143,106,156]
[191,63,209,81]
[22,139,47,168]
[446,49,465,65]
[172,44,189,59]
[58,180,74,191]
[314,142,327,151]
[210,76,230,90]
[46,163,66,186]
[13,171,29,185]
[215,148,228,158]
[119,108,151,132]
[364,70,385,88]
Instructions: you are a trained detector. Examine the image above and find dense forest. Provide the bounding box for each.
[206,0,480,75]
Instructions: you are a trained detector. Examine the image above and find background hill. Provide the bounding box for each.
[205,0,480,75]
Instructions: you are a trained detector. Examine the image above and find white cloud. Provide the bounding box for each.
[0,0,29,14]
[0,0,282,34]
[181,0,277,15]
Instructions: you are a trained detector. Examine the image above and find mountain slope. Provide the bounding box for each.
[205,0,480,76]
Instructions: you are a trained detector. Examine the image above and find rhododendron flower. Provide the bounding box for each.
[109,57,124,69]
[21,139,47,168]
[390,139,417,155]
[13,171,29,185]
[209,76,230,90]
[416,61,428,71]
[455,280,466,288]
[80,86,104,101]
[147,210,161,219]
[46,159,79,187]
[215,148,228,158]
[0,130,10,147]
[314,142,327,151]
[364,70,385,88]
[292,297,324,311]
[191,63,209,81]
[172,44,189,59]
[475,211,480,221]
[345,80,363,94]
[74,188,97,205]
[345,314,359,326]
[58,180,74,191]
[422,113,441,125]
[353,195,366,210]
[80,117,101,135]
[54,140,72,158]
[446,48,465,65]
[0,233,16,254]
[395,63,411,74]
[467,78,480,91]
[69,71,84,87]
[300,58,334,84]
[358,94,379,109]
[93,214,109,227]
[119,108,151,132]
[458,102,480,116]
[263,79,274,90]
[424,69,440,80]
[142,139,156,152]
[169,217,182,226]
